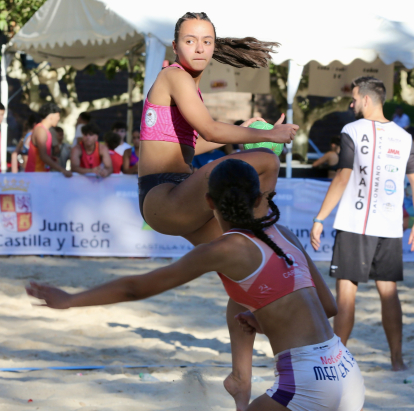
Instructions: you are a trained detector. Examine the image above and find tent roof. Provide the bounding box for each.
[7,0,144,69]
[7,0,414,69]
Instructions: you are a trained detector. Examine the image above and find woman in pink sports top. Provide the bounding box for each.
[138,12,299,410]
[27,159,364,411]
[139,11,298,239]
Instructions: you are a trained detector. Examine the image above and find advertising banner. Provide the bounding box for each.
[0,174,193,257]
[308,58,394,98]
[0,174,413,261]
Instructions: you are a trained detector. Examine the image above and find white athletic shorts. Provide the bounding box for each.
[266,334,365,411]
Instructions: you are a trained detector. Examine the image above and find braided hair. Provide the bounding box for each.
[174,12,280,69]
[208,159,293,265]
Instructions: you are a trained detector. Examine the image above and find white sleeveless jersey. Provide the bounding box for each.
[334,119,413,238]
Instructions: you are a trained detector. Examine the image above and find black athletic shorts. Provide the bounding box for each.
[138,172,191,221]
[330,230,403,283]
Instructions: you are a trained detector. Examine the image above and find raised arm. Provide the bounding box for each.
[26,240,230,309]
[167,69,298,145]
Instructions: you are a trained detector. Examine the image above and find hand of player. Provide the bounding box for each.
[310,222,323,251]
[26,281,72,309]
[235,311,263,335]
[62,169,73,178]
[270,114,299,144]
[240,117,266,128]
[408,226,414,252]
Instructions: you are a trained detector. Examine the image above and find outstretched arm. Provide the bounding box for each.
[26,240,230,309]
[167,69,298,145]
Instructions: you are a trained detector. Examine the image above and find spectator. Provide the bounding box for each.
[72,112,91,147]
[12,114,38,172]
[71,123,112,177]
[123,129,140,175]
[104,131,123,174]
[393,105,411,129]
[312,136,340,178]
[111,121,131,155]
[52,126,71,169]
[25,103,72,177]
[192,148,225,170]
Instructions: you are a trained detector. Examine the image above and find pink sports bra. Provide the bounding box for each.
[217,225,315,312]
[140,63,203,149]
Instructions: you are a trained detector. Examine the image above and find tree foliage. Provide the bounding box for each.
[0,0,47,40]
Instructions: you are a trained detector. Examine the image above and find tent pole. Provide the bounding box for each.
[126,56,134,145]
[1,45,9,173]
[286,60,304,178]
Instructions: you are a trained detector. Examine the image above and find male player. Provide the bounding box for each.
[311,76,414,371]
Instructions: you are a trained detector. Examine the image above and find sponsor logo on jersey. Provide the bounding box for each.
[387,136,402,144]
[145,108,157,127]
[258,284,272,293]
[377,127,385,132]
[385,164,398,173]
[384,179,396,195]
[382,202,395,212]
[386,148,400,159]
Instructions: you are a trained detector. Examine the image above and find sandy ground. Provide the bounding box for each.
[0,256,413,410]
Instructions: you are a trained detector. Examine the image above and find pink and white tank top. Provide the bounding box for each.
[140,64,203,149]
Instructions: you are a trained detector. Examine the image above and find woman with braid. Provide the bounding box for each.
[27,159,364,411]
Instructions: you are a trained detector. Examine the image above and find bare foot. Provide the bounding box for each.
[391,358,408,371]
[224,372,251,411]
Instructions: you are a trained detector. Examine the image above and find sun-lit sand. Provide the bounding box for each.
[0,256,413,410]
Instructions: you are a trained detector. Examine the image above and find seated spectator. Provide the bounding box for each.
[12,114,38,172]
[72,112,91,147]
[192,148,225,170]
[25,103,72,177]
[52,126,71,169]
[71,123,112,177]
[312,136,340,179]
[393,106,411,129]
[111,121,131,155]
[122,129,140,175]
[104,131,123,174]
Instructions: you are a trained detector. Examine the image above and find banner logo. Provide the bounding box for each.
[0,179,32,232]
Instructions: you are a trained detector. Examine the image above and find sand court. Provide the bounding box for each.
[0,256,413,410]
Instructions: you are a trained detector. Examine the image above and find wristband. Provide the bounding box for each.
[313,217,324,224]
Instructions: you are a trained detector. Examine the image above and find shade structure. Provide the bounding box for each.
[2,0,414,174]
[7,0,144,69]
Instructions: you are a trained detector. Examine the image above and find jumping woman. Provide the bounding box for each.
[138,11,298,410]
[27,159,364,411]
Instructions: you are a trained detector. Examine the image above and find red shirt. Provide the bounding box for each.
[79,141,101,169]
[109,150,123,173]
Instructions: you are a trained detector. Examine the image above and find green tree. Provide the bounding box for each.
[0,0,47,40]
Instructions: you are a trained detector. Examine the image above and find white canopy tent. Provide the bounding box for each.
[1,0,414,175]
